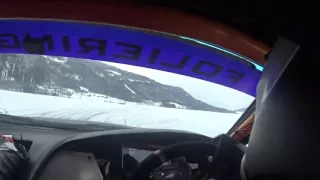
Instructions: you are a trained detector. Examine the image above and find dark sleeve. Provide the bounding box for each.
[0,134,29,180]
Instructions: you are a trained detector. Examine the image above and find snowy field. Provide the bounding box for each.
[0,90,242,137]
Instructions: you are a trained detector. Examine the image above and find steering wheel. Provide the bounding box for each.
[130,135,244,180]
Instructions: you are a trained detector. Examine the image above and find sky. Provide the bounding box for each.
[105,62,254,110]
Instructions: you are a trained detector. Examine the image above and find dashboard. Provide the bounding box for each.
[39,148,203,180]
[1,123,214,180]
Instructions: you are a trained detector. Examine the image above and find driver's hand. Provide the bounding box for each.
[209,134,245,180]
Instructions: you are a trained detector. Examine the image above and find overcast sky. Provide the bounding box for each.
[105,62,254,110]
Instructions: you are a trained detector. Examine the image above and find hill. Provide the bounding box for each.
[0,54,234,113]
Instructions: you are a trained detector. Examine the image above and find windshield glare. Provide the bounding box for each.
[0,54,254,137]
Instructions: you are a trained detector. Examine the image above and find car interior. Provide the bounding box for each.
[0,1,316,180]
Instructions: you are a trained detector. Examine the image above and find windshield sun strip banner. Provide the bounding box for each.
[0,20,261,96]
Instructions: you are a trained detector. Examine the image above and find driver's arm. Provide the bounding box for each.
[0,134,29,180]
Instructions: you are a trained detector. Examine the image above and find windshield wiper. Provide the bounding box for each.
[0,114,133,132]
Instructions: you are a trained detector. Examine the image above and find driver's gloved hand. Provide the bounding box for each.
[210,134,245,180]
[0,134,29,180]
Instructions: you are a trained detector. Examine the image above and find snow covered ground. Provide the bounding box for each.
[0,90,242,137]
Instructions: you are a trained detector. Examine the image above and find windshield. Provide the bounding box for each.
[0,20,260,137]
[0,54,254,137]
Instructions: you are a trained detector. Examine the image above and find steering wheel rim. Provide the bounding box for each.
[130,141,220,180]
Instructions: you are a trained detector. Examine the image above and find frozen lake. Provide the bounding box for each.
[0,90,242,137]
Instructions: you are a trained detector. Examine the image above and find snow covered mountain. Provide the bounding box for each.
[0,54,233,113]
[234,108,247,112]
